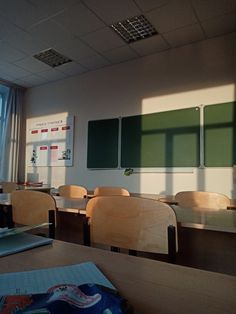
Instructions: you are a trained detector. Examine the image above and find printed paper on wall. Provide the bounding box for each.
[27,116,74,167]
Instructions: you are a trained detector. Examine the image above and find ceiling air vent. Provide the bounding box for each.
[110,15,157,44]
[33,48,72,68]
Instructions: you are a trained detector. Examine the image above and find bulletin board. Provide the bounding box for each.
[27,115,74,167]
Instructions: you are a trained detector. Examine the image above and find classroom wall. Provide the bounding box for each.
[24,32,236,197]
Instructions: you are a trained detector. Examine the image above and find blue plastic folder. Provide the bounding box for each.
[0,262,133,313]
[0,232,52,257]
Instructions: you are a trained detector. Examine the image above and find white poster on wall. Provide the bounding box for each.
[27,116,74,167]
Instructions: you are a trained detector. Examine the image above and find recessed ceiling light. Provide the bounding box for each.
[33,48,72,68]
[110,15,158,44]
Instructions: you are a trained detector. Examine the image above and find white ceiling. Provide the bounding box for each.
[0,0,236,88]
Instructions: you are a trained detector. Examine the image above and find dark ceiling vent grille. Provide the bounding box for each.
[110,15,157,44]
[33,48,72,68]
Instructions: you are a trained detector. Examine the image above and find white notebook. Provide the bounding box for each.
[0,261,115,295]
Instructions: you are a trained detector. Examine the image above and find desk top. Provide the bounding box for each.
[172,205,236,233]
[158,195,236,209]
[17,184,53,193]
[54,195,88,213]
[0,240,235,314]
[54,196,236,233]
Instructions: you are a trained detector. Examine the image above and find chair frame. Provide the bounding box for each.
[175,191,231,209]
[58,185,87,198]
[83,196,177,263]
[93,186,130,196]
[11,190,56,239]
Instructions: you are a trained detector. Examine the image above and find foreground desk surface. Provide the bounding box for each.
[0,240,235,314]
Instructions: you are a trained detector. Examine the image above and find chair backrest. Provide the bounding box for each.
[11,190,56,237]
[85,196,178,260]
[175,191,231,209]
[2,182,17,193]
[93,186,130,196]
[58,185,87,198]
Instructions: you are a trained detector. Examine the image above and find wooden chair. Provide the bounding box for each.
[175,191,231,209]
[11,190,56,238]
[84,196,178,263]
[93,186,130,196]
[2,182,17,193]
[58,185,87,198]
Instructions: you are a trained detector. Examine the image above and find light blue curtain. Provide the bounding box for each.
[0,87,24,182]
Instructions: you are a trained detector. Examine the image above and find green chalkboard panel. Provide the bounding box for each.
[87,118,119,168]
[204,101,236,167]
[121,107,200,167]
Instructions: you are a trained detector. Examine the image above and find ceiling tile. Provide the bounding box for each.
[29,20,74,46]
[0,40,26,62]
[14,57,51,73]
[58,62,88,75]
[28,0,79,17]
[84,0,141,24]
[0,0,46,30]
[0,61,32,79]
[130,35,170,56]
[134,0,169,12]
[37,69,68,82]
[14,74,49,87]
[78,54,110,70]
[0,22,49,55]
[102,46,139,64]
[163,24,205,48]
[10,79,33,88]
[54,2,105,37]
[192,0,236,21]
[146,0,198,33]
[54,38,96,61]
[0,0,235,88]
[201,12,236,38]
[0,71,15,82]
[81,27,125,53]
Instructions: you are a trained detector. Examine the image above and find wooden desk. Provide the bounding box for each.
[172,205,236,233]
[0,240,235,314]
[0,193,13,228]
[54,196,236,234]
[54,196,88,213]
[158,195,236,209]
[17,184,53,194]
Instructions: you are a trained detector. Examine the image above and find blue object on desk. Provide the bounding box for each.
[0,232,53,257]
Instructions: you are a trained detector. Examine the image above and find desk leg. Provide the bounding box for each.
[0,205,14,228]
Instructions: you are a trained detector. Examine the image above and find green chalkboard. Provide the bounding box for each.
[204,101,236,167]
[121,108,200,167]
[87,118,119,168]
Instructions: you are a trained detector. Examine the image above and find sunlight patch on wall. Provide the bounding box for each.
[141,84,235,114]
